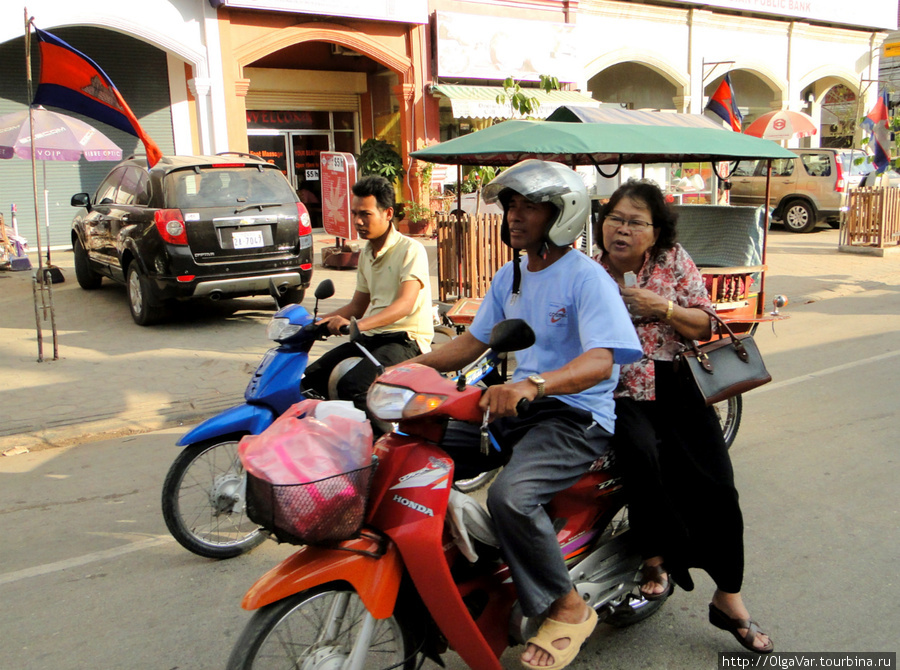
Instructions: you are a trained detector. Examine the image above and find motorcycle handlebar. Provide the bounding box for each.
[515,398,530,416]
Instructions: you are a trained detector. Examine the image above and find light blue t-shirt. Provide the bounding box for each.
[469,249,642,432]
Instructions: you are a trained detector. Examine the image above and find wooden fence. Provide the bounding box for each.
[842,188,900,249]
[435,211,513,301]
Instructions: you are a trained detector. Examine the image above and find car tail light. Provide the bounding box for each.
[155,209,188,245]
[297,203,312,236]
[834,156,845,192]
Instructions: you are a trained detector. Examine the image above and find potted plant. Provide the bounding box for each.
[357,138,404,183]
[396,200,433,236]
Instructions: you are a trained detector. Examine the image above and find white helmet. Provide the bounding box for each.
[482,159,589,247]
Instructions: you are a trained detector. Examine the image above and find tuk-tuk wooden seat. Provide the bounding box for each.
[673,205,767,323]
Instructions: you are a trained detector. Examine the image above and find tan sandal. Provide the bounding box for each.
[521,606,598,670]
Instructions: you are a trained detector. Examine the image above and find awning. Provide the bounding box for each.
[547,105,727,130]
[430,84,600,120]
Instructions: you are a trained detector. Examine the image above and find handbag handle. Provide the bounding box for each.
[687,307,750,372]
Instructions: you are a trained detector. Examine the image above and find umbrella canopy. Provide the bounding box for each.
[744,110,818,141]
[411,119,795,167]
[0,107,122,162]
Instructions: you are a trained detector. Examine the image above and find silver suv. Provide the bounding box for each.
[729,148,846,233]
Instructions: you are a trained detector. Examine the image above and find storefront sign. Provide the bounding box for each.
[674,0,896,30]
[210,0,427,24]
[320,152,358,240]
[885,42,900,58]
[435,11,579,83]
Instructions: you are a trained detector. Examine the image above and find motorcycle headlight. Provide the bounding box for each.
[266,317,303,342]
[367,383,448,421]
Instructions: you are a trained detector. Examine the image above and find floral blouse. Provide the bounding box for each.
[594,244,712,401]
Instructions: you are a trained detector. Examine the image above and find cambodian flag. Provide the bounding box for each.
[32,27,162,167]
[705,74,743,132]
[862,89,892,173]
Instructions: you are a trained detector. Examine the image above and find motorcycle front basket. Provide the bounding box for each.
[245,460,377,546]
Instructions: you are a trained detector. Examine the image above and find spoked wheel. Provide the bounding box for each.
[161,436,265,559]
[431,325,457,350]
[597,504,666,627]
[227,586,416,670]
[712,394,742,449]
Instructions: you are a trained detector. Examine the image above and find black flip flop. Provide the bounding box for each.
[708,603,774,654]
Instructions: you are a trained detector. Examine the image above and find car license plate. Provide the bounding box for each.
[232,230,264,249]
[300,236,312,249]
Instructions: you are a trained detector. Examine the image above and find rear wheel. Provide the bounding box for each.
[227,586,415,670]
[781,199,817,233]
[127,263,166,325]
[161,436,265,559]
[73,236,102,290]
[599,505,666,627]
[276,285,306,308]
[713,395,742,449]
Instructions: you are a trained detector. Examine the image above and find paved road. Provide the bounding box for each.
[0,227,897,668]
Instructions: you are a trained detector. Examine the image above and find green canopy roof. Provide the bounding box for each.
[411,118,795,167]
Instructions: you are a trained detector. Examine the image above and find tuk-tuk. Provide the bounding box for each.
[412,109,794,446]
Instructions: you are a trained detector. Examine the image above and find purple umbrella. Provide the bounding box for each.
[0,106,122,287]
[0,106,122,161]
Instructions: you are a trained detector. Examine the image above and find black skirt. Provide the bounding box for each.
[613,360,744,593]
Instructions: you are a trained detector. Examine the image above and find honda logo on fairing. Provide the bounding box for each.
[392,495,434,517]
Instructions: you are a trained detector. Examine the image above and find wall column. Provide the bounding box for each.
[188,77,212,155]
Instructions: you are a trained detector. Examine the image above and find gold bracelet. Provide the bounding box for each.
[665,300,675,320]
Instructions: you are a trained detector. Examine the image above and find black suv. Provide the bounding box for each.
[71,154,313,325]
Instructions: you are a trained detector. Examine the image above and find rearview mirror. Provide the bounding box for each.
[71,193,91,211]
[314,279,335,300]
[488,319,535,354]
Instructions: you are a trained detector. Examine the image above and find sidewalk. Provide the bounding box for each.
[1,227,898,455]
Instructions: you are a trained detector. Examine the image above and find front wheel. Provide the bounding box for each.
[161,436,265,559]
[713,395,742,449]
[73,236,102,290]
[227,586,415,670]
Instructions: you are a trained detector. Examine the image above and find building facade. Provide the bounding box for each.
[0,0,896,248]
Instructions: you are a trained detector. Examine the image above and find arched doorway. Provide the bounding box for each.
[588,62,678,110]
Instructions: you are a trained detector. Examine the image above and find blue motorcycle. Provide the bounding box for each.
[161,280,340,559]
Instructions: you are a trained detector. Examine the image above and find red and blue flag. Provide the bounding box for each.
[705,74,743,132]
[862,89,892,173]
[32,27,162,167]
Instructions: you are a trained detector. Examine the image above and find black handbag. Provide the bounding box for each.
[677,310,771,405]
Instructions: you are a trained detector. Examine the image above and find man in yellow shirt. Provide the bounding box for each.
[301,175,433,411]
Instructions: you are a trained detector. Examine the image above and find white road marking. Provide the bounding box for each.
[748,349,900,395]
[0,535,174,586]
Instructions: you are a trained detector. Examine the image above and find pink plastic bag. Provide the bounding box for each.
[238,399,373,485]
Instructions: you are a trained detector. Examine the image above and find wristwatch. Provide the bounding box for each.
[527,374,546,399]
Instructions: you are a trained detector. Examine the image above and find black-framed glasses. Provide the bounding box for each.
[603,214,654,231]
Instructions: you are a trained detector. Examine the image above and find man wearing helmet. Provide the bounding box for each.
[399,160,641,669]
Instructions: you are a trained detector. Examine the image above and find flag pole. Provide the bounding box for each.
[24,8,58,361]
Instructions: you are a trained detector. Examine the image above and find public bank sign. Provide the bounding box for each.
[678,0,897,30]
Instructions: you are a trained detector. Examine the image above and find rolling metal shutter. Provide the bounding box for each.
[0,27,174,250]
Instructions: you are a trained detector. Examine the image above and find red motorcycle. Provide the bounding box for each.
[226,320,663,670]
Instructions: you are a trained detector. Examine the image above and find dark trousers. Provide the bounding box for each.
[301,331,421,412]
[613,360,744,593]
[442,399,612,616]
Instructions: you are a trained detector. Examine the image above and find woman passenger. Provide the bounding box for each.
[593,179,773,654]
